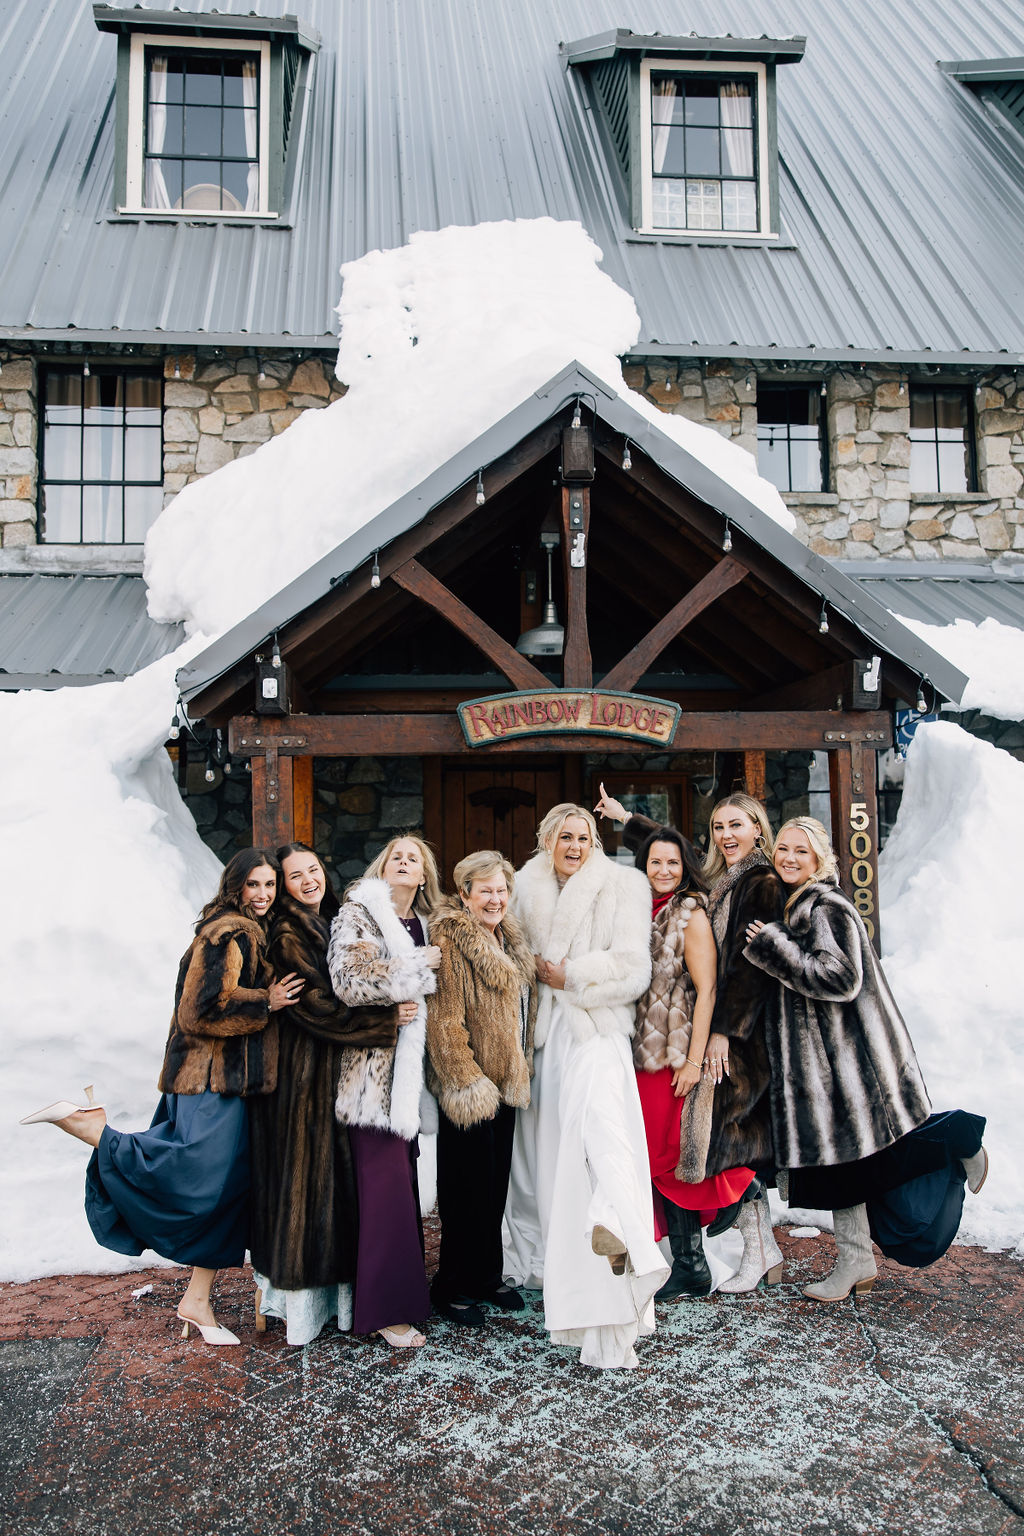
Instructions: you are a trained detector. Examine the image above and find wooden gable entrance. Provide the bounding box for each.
[182,368,964,945]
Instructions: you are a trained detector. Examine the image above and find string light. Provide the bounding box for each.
[621,440,632,471]
[571,398,582,431]
[204,759,217,784]
[271,638,282,670]
[916,677,929,713]
[173,358,181,379]
[721,521,733,553]
[818,604,830,635]
[168,712,180,741]
[370,551,381,588]
[82,359,90,377]
[475,470,486,507]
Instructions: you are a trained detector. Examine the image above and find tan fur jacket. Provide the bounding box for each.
[158,912,277,1096]
[632,893,704,1074]
[426,902,537,1128]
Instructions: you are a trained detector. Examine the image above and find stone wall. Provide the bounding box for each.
[313,758,425,893]
[161,350,345,501]
[0,355,38,547]
[622,357,1024,561]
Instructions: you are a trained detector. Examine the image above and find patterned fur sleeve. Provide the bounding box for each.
[745,891,863,1003]
[327,901,436,1006]
[176,928,270,1038]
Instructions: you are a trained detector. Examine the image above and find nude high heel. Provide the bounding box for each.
[177,1310,241,1346]
[254,1287,267,1333]
[20,1085,105,1125]
[591,1223,628,1275]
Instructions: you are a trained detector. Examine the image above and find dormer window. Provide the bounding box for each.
[564,30,805,242]
[130,36,269,214]
[93,6,319,220]
[644,64,764,234]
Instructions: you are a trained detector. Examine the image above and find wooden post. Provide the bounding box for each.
[560,485,592,688]
[742,749,767,803]
[828,740,881,950]
[292,755,314,845]
[251,745,295,849]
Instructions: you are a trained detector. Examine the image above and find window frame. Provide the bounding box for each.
[637,58,775,239]
[908,383,978,495]
[121,32,273,218]
[756,383,829,494]
[39,363,165,547]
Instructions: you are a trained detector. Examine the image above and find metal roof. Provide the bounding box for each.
[0,574,184,688]
[177,360,967,708]
[839,560,1024,631]
[2,0,1024,361]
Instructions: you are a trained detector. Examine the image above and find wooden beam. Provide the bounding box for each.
[230,711,892,758]
[292,754,314,845]
[601,555,749,692]
[743,749,767,802]
[389,557,551,692]
[749,664,849,712]
[251,747,295,848]
[829,740,881,952]
[560,485,592,688]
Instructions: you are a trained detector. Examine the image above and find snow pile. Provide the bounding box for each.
[901,615,1024,721]
[879,721,1023,1253]
[144,218,794,637]
[0,647,222,1281]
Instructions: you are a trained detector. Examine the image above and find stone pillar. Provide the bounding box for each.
[0,353,38,546]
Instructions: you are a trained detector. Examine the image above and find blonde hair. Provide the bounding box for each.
[702,793,774,882]
[453,850,516,900]
[361,832,443,914]
[774,817,839,917]
[534,802,603,858]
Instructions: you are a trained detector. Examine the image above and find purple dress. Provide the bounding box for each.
[348,912,431,1334]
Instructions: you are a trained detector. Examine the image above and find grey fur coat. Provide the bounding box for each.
[744,879,931,1169]
[327,877,437,1140]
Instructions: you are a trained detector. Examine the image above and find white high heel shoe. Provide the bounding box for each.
[177,1311,241,1347]
[20,1085,105,1125]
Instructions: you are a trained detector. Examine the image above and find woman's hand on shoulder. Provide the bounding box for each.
[268,973,304,1012]
[423,944,443,970]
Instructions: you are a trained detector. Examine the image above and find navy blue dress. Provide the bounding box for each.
[85,1090,250,1269]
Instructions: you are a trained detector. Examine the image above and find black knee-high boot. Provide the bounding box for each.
[655,1203,712,1300]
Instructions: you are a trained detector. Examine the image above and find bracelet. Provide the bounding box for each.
[686,1056,703,1068]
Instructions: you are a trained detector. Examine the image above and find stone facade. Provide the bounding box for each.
[622,357,1024,562]
[0,355,39,547]
[314,757,425,892]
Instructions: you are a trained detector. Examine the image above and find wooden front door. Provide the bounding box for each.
[424,757,571,887]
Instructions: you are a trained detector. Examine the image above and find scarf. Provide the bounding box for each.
[707,847,770,948]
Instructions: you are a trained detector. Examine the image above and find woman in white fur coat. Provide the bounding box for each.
[327,835,442,1348]
[504,804,670,1369]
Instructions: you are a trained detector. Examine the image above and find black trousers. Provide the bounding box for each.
[433,1101,515,1301]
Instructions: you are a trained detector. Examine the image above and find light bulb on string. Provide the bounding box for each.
[204,760,216,784]
[370,552,381,588]
[818,604,830,635]
[475,470,486,507]
[916,678,929,713]
[721,521,733,553]
[173,358,181,379]
[621,440,632,471]
[271,638,282,670]
[169,713,180,741]
[571,398,582,431]
[82,359,90,377]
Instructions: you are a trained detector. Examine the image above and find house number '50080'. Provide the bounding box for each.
[848,801,875,939]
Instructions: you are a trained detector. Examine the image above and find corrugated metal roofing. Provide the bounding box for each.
[0,574,184,687]
[177,360,968,708]
[839,560,1024,630]
[2,0,1024,360]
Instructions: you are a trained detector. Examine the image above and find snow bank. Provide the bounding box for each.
[144,218,793,637]
[879,722,1023,1253]
[0,645,223,1280]
[900,615,1024,722]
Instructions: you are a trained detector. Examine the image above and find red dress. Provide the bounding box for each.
[638,891,754,1234]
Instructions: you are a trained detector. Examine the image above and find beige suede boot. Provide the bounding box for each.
[802,1204,877,1302]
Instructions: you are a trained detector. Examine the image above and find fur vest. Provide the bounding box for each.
[249,899,399,1290]
[158,912,277,1097]
[632,893,703,1073]
[678,859,785,1181]
[426,902,537,1127]
[327,878,437,1140]
[511,850,652,1048]
[745,880,931,1169]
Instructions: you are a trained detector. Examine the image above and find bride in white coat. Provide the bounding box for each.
[504,803,669,1368]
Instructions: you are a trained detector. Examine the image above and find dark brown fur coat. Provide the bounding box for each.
[248,898,399,1290]
[158,911,277,1096]
[426,902,537,1128]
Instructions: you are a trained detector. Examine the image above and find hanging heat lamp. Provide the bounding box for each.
[515,531,565,656]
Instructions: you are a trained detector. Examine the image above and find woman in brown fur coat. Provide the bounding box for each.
[248,843,401,1346]
[426,851,537,1325]
[29,849,301,1345]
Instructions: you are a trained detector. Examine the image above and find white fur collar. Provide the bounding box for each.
[514,848,616,959]
[346,876,428,950]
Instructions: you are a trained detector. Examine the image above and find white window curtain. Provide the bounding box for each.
[145,53,172,209]
[651,79,675,175]
[242,58,260,211]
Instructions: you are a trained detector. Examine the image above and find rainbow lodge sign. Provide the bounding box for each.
[457,690,682,747]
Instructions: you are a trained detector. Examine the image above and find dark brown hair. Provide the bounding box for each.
[196,847,282,930]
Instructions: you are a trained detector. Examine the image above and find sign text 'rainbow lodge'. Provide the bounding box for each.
[457,690,681,747]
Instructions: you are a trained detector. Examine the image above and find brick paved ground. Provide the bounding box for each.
[1,1227,1022,1536]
